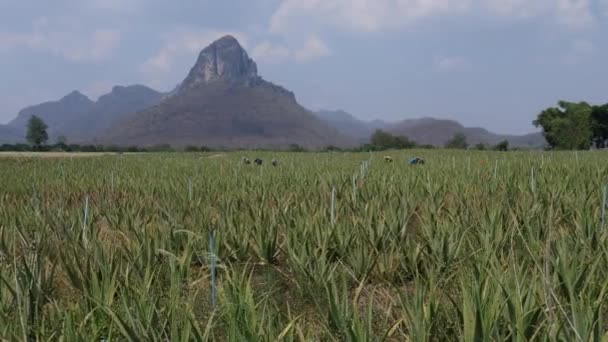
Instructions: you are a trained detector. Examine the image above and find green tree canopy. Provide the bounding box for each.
[370,130,416,150]
[445,133,468,149]
[26,115,49,150]
[493,140,509,151]
[591,104,608,148]
[533,101,593,150]
[474,143,487,150]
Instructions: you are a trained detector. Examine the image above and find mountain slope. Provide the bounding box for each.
[316,111,545,148]
[388,117,545,148]
[315,110,387,141]
[8,91,95,139]
[6,86,163,142]
[0,125,21,144]
[84,85,164,137]
[102,35,351,149]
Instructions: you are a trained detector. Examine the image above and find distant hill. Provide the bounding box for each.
[0,35,545,150]
[315,111,545,148]
[8,91,95,140]
[0,125,21,144]
[6,85,164,142]
[100,35,351,149]
[389,117,544,148]
[315,110,387,142]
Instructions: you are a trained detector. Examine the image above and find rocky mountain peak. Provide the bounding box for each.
[97,85,162,104]
[61,91,93,104]
[179,35,258,91]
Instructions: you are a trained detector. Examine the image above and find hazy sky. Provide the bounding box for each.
[1,0,607,134]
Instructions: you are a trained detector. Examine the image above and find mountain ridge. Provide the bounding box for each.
[314,110,545,148]
[5,85,164,143]
[98,35,351,148]
[0,35,545,149]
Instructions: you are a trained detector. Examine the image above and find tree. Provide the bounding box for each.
[26,115,48,150]
[288,144,306,152]
[591,104,608,148]
[370,130,416,150]
[533,101,593,150]
[370,130,396,149]
[445,133,468,149]
[493,140,509,151]
[474,143,487,150]
[55,135,67,145]
[185,145,199,152]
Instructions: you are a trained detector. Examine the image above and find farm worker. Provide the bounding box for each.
[409,157,425,165]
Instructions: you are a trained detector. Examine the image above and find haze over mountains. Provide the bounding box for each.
[5,86,164,143]
[0,35,544,149]
[316,110,544,148]
[101,35,347,149]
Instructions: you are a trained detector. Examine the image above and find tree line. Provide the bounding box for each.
[5,115,511,153]
[15,102,608,153]
[533,101,608,150]
[355,130,509,151]
[1,115,210,153]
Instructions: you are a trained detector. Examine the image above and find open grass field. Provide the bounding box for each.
[0,152,127,158]
[1,150,608,341]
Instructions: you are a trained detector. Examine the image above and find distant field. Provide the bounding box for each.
[1,150,607,340]
[0,151,126,158]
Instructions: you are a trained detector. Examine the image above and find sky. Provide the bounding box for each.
[0,0,607,134]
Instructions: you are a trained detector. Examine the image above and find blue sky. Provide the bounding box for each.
[0,0,606,134]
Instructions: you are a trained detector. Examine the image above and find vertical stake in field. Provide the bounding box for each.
[32,185,39,213]
[188,178,193,202]
[111,172,114,192]
[82,194,89,246]
[331,187,336,226]
[601,185,607,231]
[467,156,471,173]
[209,229,217,307]
[541,153,544,167]
[352,175,357,203]
[530,167,536,194]
[494,160,498,179]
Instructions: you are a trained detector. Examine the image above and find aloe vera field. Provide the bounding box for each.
[1,150,608,341]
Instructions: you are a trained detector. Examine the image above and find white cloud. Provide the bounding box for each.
[601,0,608,16]
[271,0,471,33]
[252,41,291,62]
[433,55,468,72]
[141,28,248,75]
[85,0,142,12]
[294,36,330,62]
[561,39,594,65]
[83,81,115,100]
[0,28,120,62]
[483,0,550,18]
[555,0,595,28]
[64,30,121,62]
[270,0,597,33]
[252,36,330,63]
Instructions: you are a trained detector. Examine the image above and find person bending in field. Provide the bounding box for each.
[242,157,251,164]
[255,158,263,165]
[409,157,425,165]
[384,156,393,162]
[272,159,278,166]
